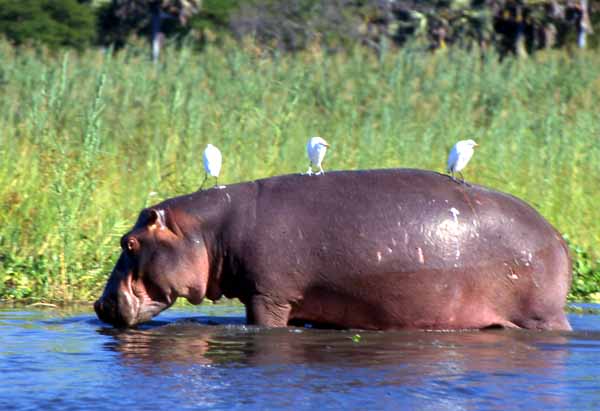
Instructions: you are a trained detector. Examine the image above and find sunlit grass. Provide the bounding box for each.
[1,40,599,302]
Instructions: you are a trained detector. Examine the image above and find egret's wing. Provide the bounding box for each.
[447,146,459,172]
[316,146,327,166]
[203,146,222,177]
[307,143,319,166]
[454,148,473,173]
[203,150,210,173]
[213,147,222,165]
[211,148,222,176]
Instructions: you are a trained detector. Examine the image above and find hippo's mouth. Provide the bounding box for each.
[130,276,170,325]
[95,272,170,328]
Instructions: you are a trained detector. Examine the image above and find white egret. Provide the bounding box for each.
[306,136,330,176]
[447,139,478,184]
[201,143,222,189]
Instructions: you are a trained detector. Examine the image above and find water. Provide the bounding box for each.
[2,303,600,411]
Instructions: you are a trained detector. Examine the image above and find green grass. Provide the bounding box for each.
[1,40,599,302]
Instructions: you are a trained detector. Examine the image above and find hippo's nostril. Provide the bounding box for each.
[95,297,117,325]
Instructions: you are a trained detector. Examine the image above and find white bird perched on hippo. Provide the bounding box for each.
[306,137,330,176]
[447,139,478,184]
[201,143,223,189]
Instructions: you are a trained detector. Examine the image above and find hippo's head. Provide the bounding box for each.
[94,207,211,327]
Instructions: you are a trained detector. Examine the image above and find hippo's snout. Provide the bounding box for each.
[94,291,139,328]
[94,252,143,327]
[94,297,115,325]
[94,297,126,327]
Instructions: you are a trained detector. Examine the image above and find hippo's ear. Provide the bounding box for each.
[147,208,167,231]
[121,235,140,255]
[146,208,184,236]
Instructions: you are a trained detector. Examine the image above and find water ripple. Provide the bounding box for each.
[1,304,600,410]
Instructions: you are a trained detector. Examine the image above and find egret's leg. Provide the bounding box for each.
[448,170,457,183]
[306,164,313,176]
[214,176,218,188]
[458,171,471,187]
[199,174,208,191]
[316,165,325,175]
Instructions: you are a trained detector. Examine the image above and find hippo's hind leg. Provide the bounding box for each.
[247,295,291,327]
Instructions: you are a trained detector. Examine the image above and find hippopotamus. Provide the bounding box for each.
[94,169,572,330]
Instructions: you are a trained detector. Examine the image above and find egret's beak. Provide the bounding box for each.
[474,143,479,147]
[324,143,331,148]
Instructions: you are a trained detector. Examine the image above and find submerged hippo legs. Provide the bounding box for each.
[248,295,291,327]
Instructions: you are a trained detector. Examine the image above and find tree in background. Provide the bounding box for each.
[0,0,96,50]
[229,0,393,53]
[226,0,597,55]
[0,0,596,56]
[98,0,199,61]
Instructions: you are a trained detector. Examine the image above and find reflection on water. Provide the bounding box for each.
[104,320,568,368]
[2,304,600,411]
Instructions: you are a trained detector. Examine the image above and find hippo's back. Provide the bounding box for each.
[248,169,565,274]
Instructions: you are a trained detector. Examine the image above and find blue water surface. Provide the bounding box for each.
[1,303,600,411]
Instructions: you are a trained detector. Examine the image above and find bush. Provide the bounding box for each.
[0,0,96,50]
[564,235,600,302]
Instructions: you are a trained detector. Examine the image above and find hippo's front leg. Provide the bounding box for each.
[247,295,292,327]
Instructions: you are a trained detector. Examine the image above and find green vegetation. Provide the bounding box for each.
[0,0,96,50]
[0,39,599,302]
[565,236,600,301]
